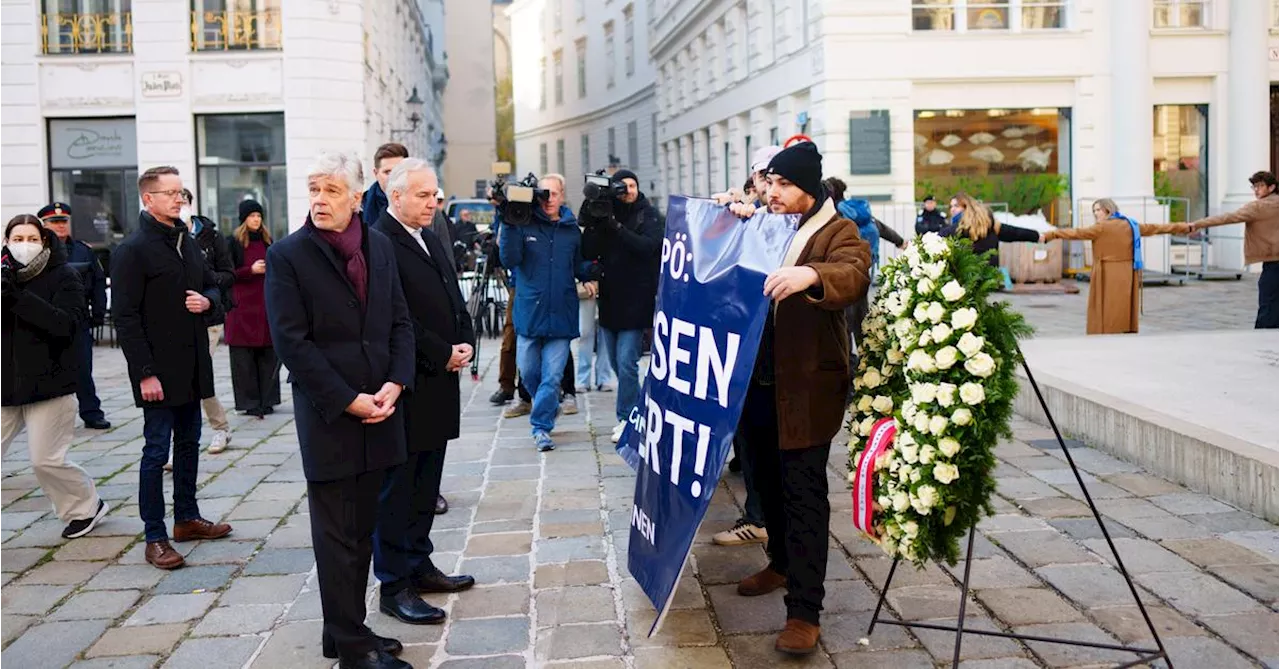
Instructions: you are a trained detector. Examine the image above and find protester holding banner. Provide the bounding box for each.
[734,142,872,655]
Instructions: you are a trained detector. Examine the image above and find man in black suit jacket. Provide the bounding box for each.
[265,152,415,669]
[371,158,479,624]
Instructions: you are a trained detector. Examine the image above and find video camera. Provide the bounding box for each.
[489,162,548,226]
[582,171,625,221]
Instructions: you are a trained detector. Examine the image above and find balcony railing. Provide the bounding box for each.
[41,12,133,54]
[191,8,281,51]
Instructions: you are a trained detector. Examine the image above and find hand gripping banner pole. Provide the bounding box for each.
[864,344,1173,669]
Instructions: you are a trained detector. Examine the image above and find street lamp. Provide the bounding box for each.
[391,87,425,137]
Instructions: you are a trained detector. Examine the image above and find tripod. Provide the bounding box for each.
[463,246,508,380]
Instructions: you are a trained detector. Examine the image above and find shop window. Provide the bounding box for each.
[1152,104,1208,222]
[41,0,133,54]
[196,113,288,240]
[190,0,280,51]
[48,117,139,249]
[912,0,1066,31]
[1153,0,1208,29]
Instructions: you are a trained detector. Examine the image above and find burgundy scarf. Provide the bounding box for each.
[308,213,368,307]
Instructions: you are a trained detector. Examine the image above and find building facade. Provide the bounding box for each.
[651,0,1280,270]
[508,0,661,210]
[1,0,447,243]
[442,0,498,198]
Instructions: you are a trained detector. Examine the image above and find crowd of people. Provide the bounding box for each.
[1,128,1275,665]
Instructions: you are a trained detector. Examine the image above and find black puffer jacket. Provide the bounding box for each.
[915,208,948,235]
[191,215,235,324]
[2,229,87,406]
[581,193,664,331]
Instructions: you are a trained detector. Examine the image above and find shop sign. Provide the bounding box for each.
[141,71,183,97]
[849,110,892,176]
[49,117,138,169]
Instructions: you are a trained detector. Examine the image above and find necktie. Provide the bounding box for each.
[411,228,430,256]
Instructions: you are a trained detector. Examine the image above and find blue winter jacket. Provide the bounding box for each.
[497,205,593,339]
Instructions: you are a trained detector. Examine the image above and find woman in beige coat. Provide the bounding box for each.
[1042,198,1190,334]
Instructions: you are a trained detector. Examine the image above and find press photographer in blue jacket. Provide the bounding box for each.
[497,173,594,452]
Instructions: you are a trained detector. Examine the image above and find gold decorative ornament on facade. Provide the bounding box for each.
[190,8,281,51]
[41,12,133,54]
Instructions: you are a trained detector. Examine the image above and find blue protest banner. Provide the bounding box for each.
[616,196,797,635]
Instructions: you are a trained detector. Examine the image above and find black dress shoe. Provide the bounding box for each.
[378,589,445,625]
[412,569,476,594]
[338,648,411,669]
[488,389,513,405]
[84,418,111,430]
[434,494,448,515]
[323,632,403,659]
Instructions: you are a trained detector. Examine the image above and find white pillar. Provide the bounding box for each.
[1215,0,1271,270]
[1109,0,1153,200]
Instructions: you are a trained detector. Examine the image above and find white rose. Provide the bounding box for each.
[875,451,893,471]
[872,395,894,414]
[929,415,949,436]
[913,303,929,323]
[926,301,946,324]
[917,329,933,349]
[959,383,986,405]
[892,492,910,512]
[918,444,936,465]
[910,468,923,483]
[913,413,930,433]
[898,466,912,483]
[957,332,985,358]
[847,470,857,484]
[934,346,960,370]
[931,323,953,344]
[938,437,961,458]
[964,352,996,378]
[857,395,874,413]
[911,383,937,405]
[896,430,916,448]
[922,233,950,256]
[894,319,914,340]
[951,407,974,425]
[901,401,918,421]
[917,485,939,510]
[925,261,946,280]
[882,537,897,556]
[906,349,934,373]
[933,462,960,484]
[916,278,935,295]
[941,279,966,302]
[862,368,883,388]
[876,495,891,510]
[888,457,900,473]
[951,307,979,331]
[900,520,920,537]
[900,444,919,464]
[903,245,922,266]
[935,382,957,407]
[886,348,905,364]
[860,416,876,436]
[890,293,909,317]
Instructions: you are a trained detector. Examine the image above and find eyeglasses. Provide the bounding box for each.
[147,189,184,198]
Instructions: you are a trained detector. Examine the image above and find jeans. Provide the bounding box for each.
[576,297,615,389]
[74,329,104,423]
[1257,261,1278,329]
[140,402,203,542]
[516,335,572,434]
[599,327,644,423]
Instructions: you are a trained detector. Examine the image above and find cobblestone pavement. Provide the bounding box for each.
[2,286,1276,669]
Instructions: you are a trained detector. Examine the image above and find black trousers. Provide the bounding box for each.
[741,381,831,625]
[1256,261,1278,329]
[373,445,447,595]
[229,346,281,412]
[307,468,384,657]
[74,329,104,422]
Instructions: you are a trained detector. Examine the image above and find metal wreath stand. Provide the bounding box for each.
[863,348,1172,669]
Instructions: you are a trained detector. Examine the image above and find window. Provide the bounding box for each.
[723,141,731,190]
[607,127,617,165]
[769,127,779,146]
[575,39,587,98]
[912,0,1065,31]
[967,0,1009,30]
[1153,105,1209,221]
[552,0,562,32]
[556,138,566,174]
[627,121,638,168]
[744,134,752,174]
[48,117,139,249]
[1153,0,1207,28]
[196,113,289,240]
[539,143,548,175]
[1022,0,1066,29]
[41,0,134,54]
[704,130,712,194]
[553,49,564,105]
[581,133,591,171]
[539,57,547,110]
[624,5,635,77]
[604,21,616,88]
[191,0,282,51]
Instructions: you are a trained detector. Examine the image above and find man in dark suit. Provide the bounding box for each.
[265,151,415,669]
[371,158,477,625]
[39,202,110,430]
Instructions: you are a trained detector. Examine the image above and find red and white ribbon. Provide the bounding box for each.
[852,417,898,538]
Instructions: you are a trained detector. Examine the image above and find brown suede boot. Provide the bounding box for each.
[775,618,821,655]
[737,567,786,596]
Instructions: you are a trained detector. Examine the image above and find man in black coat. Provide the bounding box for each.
[38,202,110,430]
[182,189,235,453]
[266,151,415,669]
[915,195,948,235]
[580,169,663,442]
[371,158,477,626]
[111,167,234,571]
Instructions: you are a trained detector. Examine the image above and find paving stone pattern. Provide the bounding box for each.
[2,289,1276,668]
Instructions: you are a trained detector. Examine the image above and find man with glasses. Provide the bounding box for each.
[111,166,234,570]
[38,202,110,430]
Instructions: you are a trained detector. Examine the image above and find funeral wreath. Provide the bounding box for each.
[847,232,1032,566]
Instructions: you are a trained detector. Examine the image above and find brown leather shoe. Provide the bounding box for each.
[737,567,786,597]
[775,618,821,655]
[145,540,186,570]
[173,518,233,542]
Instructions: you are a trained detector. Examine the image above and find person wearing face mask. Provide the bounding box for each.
[182,190,235,454]
[38,202,110,430]
[225,199,280,418]
[3,215,111,539]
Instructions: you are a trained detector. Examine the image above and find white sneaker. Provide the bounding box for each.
[610,421,627,443]
[560,395,579,416]
[208,429,231,454]
[713,520,768,546]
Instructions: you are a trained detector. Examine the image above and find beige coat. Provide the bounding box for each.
[1045,220,1190,334]
[1189,193,1278,265]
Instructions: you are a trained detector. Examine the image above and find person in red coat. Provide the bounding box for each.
[225,200,280,418]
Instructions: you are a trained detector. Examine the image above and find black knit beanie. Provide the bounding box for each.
[612,169,639,185]
[765,142,824,199]
[238,199,264,224]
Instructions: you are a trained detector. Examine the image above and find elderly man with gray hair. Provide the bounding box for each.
[265,150,416,669]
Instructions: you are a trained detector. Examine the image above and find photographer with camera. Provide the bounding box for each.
[579,170,663,443]
[3,214,110,539]
[496,173,593,452]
